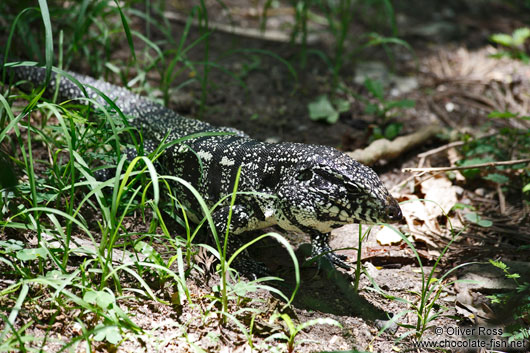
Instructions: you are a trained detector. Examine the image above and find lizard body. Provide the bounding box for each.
[7,65,402,274]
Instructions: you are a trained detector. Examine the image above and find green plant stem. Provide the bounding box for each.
[199,0,209,119]
[333,0,352,90]
[221,167,242,319]
[353,223,363,292]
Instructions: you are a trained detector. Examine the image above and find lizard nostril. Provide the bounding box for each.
[387,200,403,222]
[390,207,402,221]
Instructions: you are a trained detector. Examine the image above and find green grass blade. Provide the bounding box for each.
[37,0,53,85]
[227,232,300,305]
[113,0,136,62]
[0,283,28,342]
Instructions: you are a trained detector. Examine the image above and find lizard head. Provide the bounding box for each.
[274,144,402,233]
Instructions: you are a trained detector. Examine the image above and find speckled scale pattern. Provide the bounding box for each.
[10,66,403,274]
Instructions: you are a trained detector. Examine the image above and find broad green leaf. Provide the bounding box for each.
[489,259,508,271]
[333,97,350,113]
[478,219,493,227]
[483,173,509,184]
[491,33,514,47]
[384,122,403,140]
[512,27,530,46]
[364,103,380,115]
[93,324,122,344]
[308,95,339,124]
[134,241,154,257]
[84,290,115,309]
[0,240,24,253]
[364,78,384,100]
[16,247,48,261]
[465,212,492,227]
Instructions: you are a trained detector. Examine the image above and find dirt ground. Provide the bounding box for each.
[2,0,530,352]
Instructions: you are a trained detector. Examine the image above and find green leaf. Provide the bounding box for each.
[385,99,415,109]
[383,122,403,140]
[465,212,492,227]
[364,103,380,115]
[308,95,339,124]
[333,97,350,113]
[512,27,530,46]
[451,203,474,211]
[488,111,519,119]
[84,290,115,309]
[134,241,154,257]
[370,126,384,141]
[478,219,493,227]
[489,259,507,270]
[364,78,384,100]
[0,240,25,253]
[523,183,530,193]
[459,157,496,179]
[232,281,258,297]
[491,33,514,47]
[483,173,509,184]
[65,109,88,124]
[94,324,122,344]
[16,247,48,261]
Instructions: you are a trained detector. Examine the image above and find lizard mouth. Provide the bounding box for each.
[344,196,403,224]
[382,197,403,223]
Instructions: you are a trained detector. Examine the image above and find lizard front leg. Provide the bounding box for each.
[211,205,269,278]
[310,232,351,270]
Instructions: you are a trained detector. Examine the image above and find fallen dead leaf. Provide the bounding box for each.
[376,226,403,246]
[421,175,458,218]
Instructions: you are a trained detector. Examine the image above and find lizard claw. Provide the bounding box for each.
[311,232,352,271]
[232,257,271,279]
[323,251,351,270]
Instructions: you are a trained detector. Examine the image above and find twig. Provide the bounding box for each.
[416,133,498,168]
[402,158,530,172]
[496,183,506,215]
[428,99,457,129]
[417,141,465,159]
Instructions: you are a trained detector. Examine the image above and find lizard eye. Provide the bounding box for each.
[346,183,362,195]
[297,169,313,181]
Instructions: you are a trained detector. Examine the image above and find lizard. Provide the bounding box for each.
[5,64,403,275]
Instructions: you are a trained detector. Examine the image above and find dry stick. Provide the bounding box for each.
[417,133,499,161]
[417,141,464,168]
[402,158,530,173]
[417,141,465,159]
[428,99,457,129]
[496,183,506,215]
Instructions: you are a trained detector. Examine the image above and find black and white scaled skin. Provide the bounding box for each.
[8,65,402,276]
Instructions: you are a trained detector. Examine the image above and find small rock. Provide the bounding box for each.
[364,262,379,279]
[475,188,486,196]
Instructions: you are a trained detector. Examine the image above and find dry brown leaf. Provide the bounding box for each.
[400,194,428,228]
[421,176,458,217]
